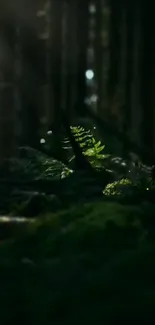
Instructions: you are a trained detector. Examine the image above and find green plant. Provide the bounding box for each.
[0,201,155,324]
[10,147,72,181]
[11,193,61,217]
[103,178,134,197]
[63,126,110,169]
[0,201,144,259]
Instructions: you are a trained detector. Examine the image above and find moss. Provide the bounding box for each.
[0,201,154,323]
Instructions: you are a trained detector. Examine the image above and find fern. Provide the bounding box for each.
[62,126,110,168]
[9,147,72,181]
[103,178,134,197]
[62,126,92,154]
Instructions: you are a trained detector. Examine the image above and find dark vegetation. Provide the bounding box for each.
[0,117,155,324]
[0,0,155,323]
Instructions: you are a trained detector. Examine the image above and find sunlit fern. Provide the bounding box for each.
[62,126,110,168]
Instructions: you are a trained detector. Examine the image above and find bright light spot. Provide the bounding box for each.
[84,95,97,106]
[91,94,98,103]
[85,69,94,80]
[47,130,52,135]
[93,126,96,130]
[146,188,149,191]
[40,138,46,144]
[89,4,96,13]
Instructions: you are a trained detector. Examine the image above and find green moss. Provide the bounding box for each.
[0,201,154,323]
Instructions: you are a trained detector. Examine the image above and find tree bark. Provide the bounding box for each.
[76,0,90,116]
[0,22,16,166]
[108,0,122,100]
[140,0,155,152]
[130,0,142,146]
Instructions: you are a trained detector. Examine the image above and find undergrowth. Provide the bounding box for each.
[0,125,154,323]
[0,124,154,216]
[0,201,155,323]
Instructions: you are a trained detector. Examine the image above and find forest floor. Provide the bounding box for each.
[0,200,154,324]
[0,123,154,324]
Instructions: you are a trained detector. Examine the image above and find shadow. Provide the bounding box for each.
[85,107,155,166]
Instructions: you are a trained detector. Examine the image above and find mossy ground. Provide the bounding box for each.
[0,201,154,324]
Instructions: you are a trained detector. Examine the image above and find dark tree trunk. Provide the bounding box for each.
[122,1,134,158]
[140,1,155,152]
[0,22,16,166]
[95,0,103,115]
[108,0,122,100]
[130,0,142,146]
[76,0,90,116]
[124,1,134,130]
[50,0,63,131]
[20,29,41,147]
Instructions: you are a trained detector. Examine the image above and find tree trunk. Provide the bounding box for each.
[65,0,78,120]
[50,0,63,130]
[122,1,134,158]
[108,0,122,100]
[140,1,154,152]
[76,0,90,116]
[20,27,41,148]
[0,22,16,167]
[130,0,142,146]
[97,1,110,117]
